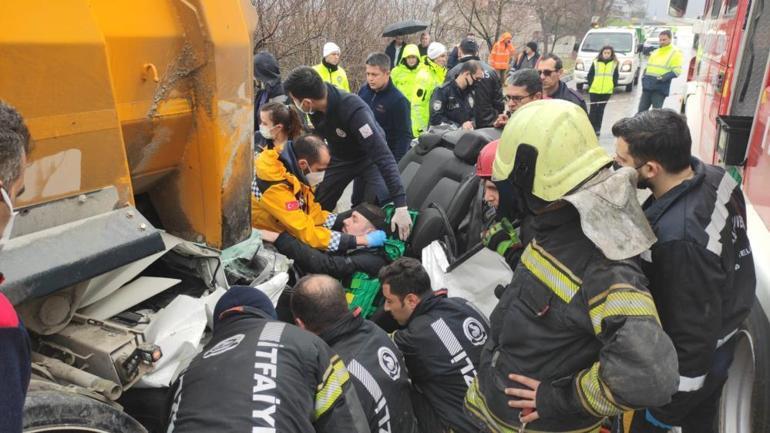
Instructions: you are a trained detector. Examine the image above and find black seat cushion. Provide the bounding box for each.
[453,127,502,165]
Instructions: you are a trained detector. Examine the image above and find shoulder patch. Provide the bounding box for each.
[0,293,19,328]
[463,317,487,346]
[432,99,442,111]
[285,200,300,211]
[378,346,401,381]
[358,123,374,139]
[335,128,347,138]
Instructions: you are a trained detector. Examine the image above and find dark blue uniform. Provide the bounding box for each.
[311,84,407,211]
[0,279,30,433]
[429,80,474,128]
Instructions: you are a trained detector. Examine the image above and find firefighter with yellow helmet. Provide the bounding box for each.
[465,99,679,432]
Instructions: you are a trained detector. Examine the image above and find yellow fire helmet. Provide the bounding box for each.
[492,99,612,202]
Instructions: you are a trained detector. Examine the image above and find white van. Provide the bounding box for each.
[574,27,642,92]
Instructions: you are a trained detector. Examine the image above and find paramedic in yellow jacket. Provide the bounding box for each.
[252,103,385,251]
[391,44,423,137]
[313,42,351,92]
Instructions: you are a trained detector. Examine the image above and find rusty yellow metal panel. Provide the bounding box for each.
[0,0,256,248]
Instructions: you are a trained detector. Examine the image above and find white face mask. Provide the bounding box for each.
[306,170,325,187]
[1,187,17,249]
[293,98,314,115]
[259,124,276,140]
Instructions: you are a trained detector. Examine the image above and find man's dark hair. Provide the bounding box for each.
[284,66,327,100]
[459,38,479,57]
[539,53,563,71]
[378,257,432,300]
[0,101,31,188]
[659,30,673,39]
[366,52,391,73]
[458,60,480,76]
[352,203,387,231]
[507,69,543,94]
[293,134,327,165]
[291,274,350,334]
[611,109,691,173]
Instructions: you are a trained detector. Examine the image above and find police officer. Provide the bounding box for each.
[429,60,482,130]
[166,286,369,433]
[380,257,490,433]
[446,38,505,128]
[284,66,413,240]
[413,42,448,136]
[291,275,419,433]
[638,30,682,111]
[391,44,423,138]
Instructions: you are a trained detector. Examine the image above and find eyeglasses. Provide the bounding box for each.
[505,93,535,102]
[538,69,556,77]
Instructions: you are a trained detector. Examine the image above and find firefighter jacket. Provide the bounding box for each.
[392,290,490,433]
[358,78,413,161]
[642,44,682,95]
[320,311,420,433]
[166,310,370,433]
[446,56,505,128]
[641,158,755,426]
[489,33,516,71]
[313,61,350,92]
[429,79,475,128]
[587,59,619,94]
[309,84,407,208]
[251,142,356,252]
[273,231,388,284]
[466,204,679,433]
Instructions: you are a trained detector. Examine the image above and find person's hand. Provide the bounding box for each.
[494,113,509,128]
[258,229,280,243]
[365,230,387,247]
[462,121,474,130]
[505,373,541,423]
[391,206,412,240]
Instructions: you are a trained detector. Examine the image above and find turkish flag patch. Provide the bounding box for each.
[285,200,300,211]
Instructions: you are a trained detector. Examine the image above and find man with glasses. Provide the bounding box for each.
[429,60,483,130]
[537,53,587,112]
[494,69,543,128]
[0,100,31,433]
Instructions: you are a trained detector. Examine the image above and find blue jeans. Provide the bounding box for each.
[638,90,667,112]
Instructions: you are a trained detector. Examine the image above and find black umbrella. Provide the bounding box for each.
[382,20,429,37]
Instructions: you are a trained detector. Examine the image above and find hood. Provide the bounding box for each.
[253,51,281,84]
[499,32,512,42]
[400,44,420,63]
[255,142,305,193]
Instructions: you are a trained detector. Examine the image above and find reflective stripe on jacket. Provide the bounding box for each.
[313,63,350,92]
[644,44,682,78]
[489,34,516,70]
[589,60,617,94]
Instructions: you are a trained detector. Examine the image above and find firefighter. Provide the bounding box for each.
[391,44,423,137]
[638,30,682,111]
[291,274,419,433]
[252,129,385,253]
[429,60,483,130]
[165,286,370,433]
[586,45,619,134]
[412,42,448,136]
[465,99,679,432]
[283,67,413,240]
[313,42,350,92]
[380,257,490,433]
[612,109,756,433]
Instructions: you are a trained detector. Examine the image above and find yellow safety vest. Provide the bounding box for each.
[589,60,617,95]
[312,64,350,92]
[644,45,682,78]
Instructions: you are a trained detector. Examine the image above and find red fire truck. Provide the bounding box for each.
[673,0,770,430]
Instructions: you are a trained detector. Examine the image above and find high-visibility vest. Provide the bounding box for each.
[644,45,682,79]
[589,60,617,94]
[312,63,350,92]
[489,40,516,70]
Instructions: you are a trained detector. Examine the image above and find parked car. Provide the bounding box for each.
[574,27,642,92]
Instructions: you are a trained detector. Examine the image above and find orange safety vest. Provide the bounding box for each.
[489,38,516,70]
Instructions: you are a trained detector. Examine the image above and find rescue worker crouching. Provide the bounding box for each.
[259,203,389,284]
[381,258,490,433]
[429,60,482,131]
[291,275,419,433]
[165,286,370,433]
[391,44,424,138]
[252,105,385,252]
[313,42,350,92]
[465,99,679,432]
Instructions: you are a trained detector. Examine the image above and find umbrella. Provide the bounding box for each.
[382,20,429,37]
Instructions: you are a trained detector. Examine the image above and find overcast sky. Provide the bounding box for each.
[647,0,708,19]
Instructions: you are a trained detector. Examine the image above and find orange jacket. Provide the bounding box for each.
[489,33,516,70]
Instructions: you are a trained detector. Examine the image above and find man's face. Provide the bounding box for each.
[504,84,541,113]
[459,69,484,89]
[434,53,448,67]
[421,33,430,46]
[366,65,390,91]
[382,283,417,325]
[614,136,653,188]
[659,34,671,47]
[298,145,331,174]
[406,56,419,68]
[342,211,374,236]
[0,153,26,236]
[483,180,499,209]
[395,36,404,45]
[537,58,562,92]
[325,52,341,66]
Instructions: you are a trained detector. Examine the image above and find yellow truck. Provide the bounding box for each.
[0,1,257,430]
